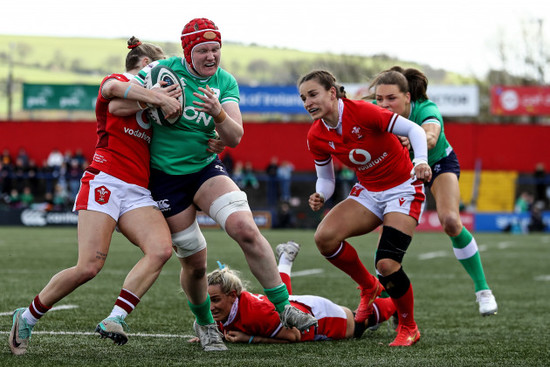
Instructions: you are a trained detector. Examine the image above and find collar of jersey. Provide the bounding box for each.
[222,295,240,327]
[321,98,343,135]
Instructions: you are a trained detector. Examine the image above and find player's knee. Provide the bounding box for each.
[77,263,102,283]
[378,266,410,299]
[375,226,412,273]
[439,212,462,236]
[227,215,259,244]
[313,226,340,254]
[150,244,173,265]
[190,265,207,280]
[375,258,399,277]
[172,220,207,258]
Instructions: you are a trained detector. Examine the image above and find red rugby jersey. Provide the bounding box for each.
[307,98,413,192]
[91,73,152,188]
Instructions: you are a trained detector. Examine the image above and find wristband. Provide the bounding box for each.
[123,85,132,99]
[137,100,147,110]
[412,158,428,167]
[214,109,227,124]
[248,336,254,344]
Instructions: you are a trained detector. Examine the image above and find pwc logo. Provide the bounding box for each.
[95,186,111,205]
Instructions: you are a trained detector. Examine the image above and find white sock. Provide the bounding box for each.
[108,305,128,319]
[21,308,39,326]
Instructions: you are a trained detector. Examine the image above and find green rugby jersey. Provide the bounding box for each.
[408,99,452,166]
[135,57,240,175]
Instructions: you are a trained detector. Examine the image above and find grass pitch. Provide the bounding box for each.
[1,227,549,366]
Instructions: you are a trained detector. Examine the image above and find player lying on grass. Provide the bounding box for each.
[192,241,397,344]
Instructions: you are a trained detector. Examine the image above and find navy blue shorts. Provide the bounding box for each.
[149,157,229,218]
[426,150,461,188]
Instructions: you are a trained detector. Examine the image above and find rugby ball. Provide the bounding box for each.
[144,64,184,126]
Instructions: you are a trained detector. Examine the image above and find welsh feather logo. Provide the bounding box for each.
[95,186,111,205]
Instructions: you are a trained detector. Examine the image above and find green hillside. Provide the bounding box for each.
[0,35,473,120]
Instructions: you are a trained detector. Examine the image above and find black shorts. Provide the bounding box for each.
[149,157,229,218]
[426,150,460,188]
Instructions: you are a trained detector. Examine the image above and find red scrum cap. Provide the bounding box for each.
[181,18,222,67]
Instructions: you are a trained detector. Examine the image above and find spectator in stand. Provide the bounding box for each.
[66,158,84,201]
[528,201,547,232]
[231,161,245,189]
[25,159,40,196]
[276,201,296,229]
[12,157,27,192]
[16,148,30,169]
[46,148,64,170]
[242,161,259,190]
[514,192,533,214]
[533,163,548,209]
[62,150,74,166]
[1,148,13,166]
[8,188,21,208]
[73,148,87,168]
[266,156,280,208]
[232,161,259,190]
[20,186,34,208]
[221,152,234,176]
[52,183,71,211]
[277,161,294,202]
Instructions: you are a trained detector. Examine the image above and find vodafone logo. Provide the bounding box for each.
[500,90,519,111]
[349,149,371,165]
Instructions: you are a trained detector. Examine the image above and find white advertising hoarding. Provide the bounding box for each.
[345,84,479,117]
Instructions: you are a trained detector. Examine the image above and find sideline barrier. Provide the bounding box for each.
[1,208,548,232]
[475,212,550,233]
[0,208,272,229]
[417,211,474,232]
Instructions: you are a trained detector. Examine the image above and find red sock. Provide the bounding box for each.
[279,272,292,295]
[325,241,377,289]
[28,295,52,320]
[114,289,140,315]
[391,284,415,328]
[372,297,396,323]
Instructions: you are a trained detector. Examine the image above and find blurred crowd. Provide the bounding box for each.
[0,147,88,211]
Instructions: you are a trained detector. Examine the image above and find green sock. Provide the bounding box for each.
[188,295,215,325]
[264,284,290,313]
[450,227,490,292]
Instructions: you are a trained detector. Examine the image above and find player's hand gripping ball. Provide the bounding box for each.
[145,65,184,126]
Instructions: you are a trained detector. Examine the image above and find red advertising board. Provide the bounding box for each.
[491,85,550,115]
[416,211,474,232]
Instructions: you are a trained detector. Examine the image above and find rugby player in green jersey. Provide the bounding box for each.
[132,18,317,351]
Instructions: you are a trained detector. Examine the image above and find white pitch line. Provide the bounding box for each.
[497,241,516,249]
[0,304,78,317]
[534,275,550,281]
[0,330,194,338]
[418,251,449,260]
[292,269,324,277]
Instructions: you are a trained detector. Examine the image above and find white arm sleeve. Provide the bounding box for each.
[390,114,428,163]
[315,160,336,201]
